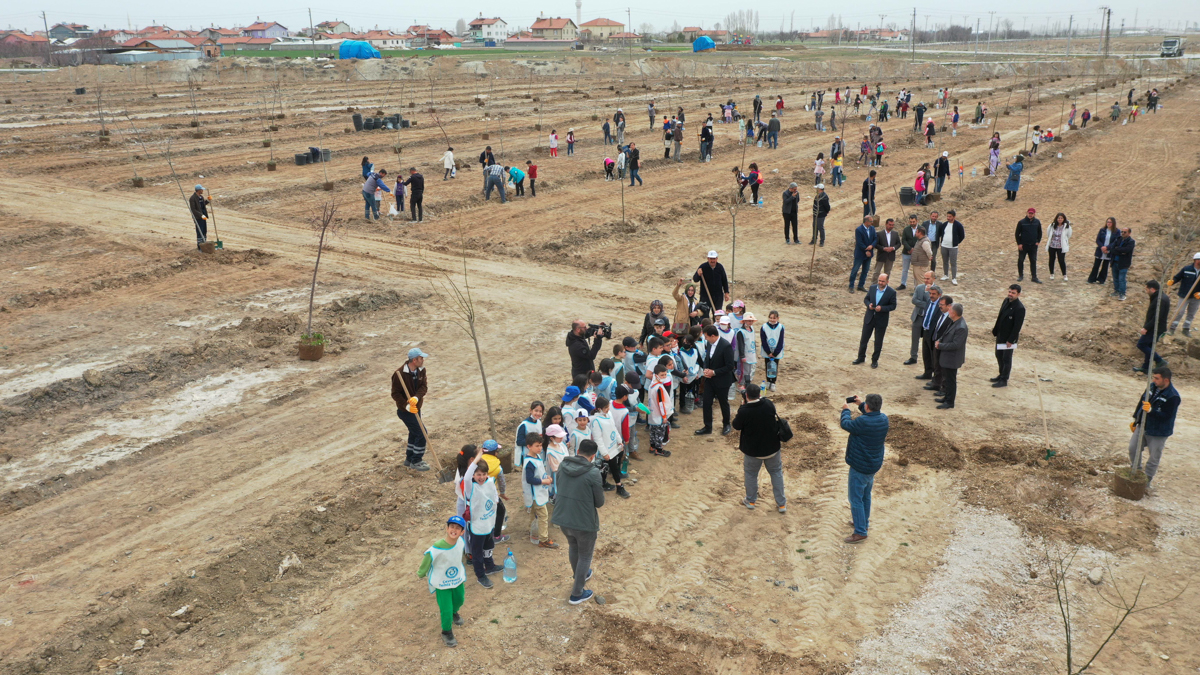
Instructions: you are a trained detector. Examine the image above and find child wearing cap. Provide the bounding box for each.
[716,315,736,345]
[417,515,469,647]
[543,426,569,497]
[465,462,500,588]
[454,444,484,519]
[561,386,584,421]
[729,300,746,331]
[647,365,674,457]
[569,409,592,455]
[761,310,785,392]
[522,433,558,549]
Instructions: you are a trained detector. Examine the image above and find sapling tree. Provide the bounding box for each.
[304,201,342,346]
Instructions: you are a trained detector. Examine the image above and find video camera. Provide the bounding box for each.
[585,322,612,339]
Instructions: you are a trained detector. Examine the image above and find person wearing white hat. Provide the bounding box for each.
[735,313,758,397]
[934,151,951,194]
[392,347,431,471]
[716,315,736,345]
[693,251,730,310]
[1168,252,1200,336]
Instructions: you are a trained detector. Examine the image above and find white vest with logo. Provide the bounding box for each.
[522,456,550,506]
[467,477,498,536]
[739,327,758,365]
[761,323,784,358]
[679,347,701,383]
[425,537,466,593]
[590,412,622,460]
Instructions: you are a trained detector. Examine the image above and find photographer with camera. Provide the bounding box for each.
[567,319,607,378]
[840,393,888,544]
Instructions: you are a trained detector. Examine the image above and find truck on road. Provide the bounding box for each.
[1160,36,1184,58]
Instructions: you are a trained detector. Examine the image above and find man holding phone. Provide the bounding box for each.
[840,394,888,543]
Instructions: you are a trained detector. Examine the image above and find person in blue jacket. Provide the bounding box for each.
[1110,226,1136,301]
[1003,155,1023,201]
[840,394,888,543]
[1129,367,1180,487]
[849,215,877,292]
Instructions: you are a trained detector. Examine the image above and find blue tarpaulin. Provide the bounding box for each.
[339,40,381,59]
[692,36,716,52]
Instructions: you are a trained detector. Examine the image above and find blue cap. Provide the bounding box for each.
[482,439,501,453]
[577,397,595,413]
[195,184,204,191]
[447,515,467,530]
[407,347,429,360]
[561,385,580,402]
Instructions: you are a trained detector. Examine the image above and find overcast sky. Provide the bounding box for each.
[5,1,1192,35]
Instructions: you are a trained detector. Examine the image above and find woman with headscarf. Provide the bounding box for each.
[1087,217,1119,284]
[988,133,1001,176]
[639,299,668,346]
[672,279,701,333]
[1004,155,1024,201]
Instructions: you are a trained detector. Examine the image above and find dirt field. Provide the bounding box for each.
[2,55,1199,674]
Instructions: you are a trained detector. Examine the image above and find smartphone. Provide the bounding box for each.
[845,396,857,403]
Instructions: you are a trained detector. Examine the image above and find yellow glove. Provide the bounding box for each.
[1193,292,1199,299]
[1166,279,1174,286]
[1130,421,1137,432]
[407,396,419,413]
[1142,401,1152,412]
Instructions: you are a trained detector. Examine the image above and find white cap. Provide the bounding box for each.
[816,183,825,190]
[1194,252,1200,260]
[574,409,590,419]
[942,151,949,157]
[707,250,718,258]
[718,316,731,326]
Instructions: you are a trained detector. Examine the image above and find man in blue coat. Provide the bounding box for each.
[1130,367,1181,487]
[849,215,877,292]
[841,394,888,543]
[853,273,897,368]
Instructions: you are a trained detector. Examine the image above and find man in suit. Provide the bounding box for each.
[861,170,877,217]
[935,303,969,409]
[923,210,942,273]
[849,216,877,292]
[991,284,1026,388]
[871,218,900,285]
[898,214,919,290]
[696,325,736,436]
[924,295,954,393]
[912,278,940,372]
[853,273,897,368]
[907,272,937,366]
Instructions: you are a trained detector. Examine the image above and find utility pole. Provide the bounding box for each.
[986,11,995,52]
[1065,15,1072,56]
[974,18,980,56]
[1098,7,1106,54]
[40,11,52,65]
[910,7,916,61]
[308,8,317,59]
[626,8,632,64]
[1103,7,1112,58]
[878,14,886,42]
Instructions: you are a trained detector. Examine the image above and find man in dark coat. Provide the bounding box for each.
[1129,367,1181,486]
[696,325,736,436]
[849,216,876,292]
[1135,280,1171,374]
[403,167,425,222]
[551,439,605,604]
[924,296,954,394]
[1015,208,1043,283]
[731,384,785,512]
[991,285,1026,387]
[627,142,642,186]
[840,393,888,543]
[781,182,800,244]
[692,251,730,309]
[862,170,877,217]
[1110,226,1135,300]
[934,152,951,193]
[854,273,897,368]
[566,320,605,378]
[871,218,899,285]
[1168,253,1200,336]
[811,183,830,246]
[935,303,969,409]
[391,347,431,470]
[189,185,210,249]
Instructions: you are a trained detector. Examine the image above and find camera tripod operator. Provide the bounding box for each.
[567,319,608,378]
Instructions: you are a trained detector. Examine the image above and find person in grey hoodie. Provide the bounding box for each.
[550,439,605,604]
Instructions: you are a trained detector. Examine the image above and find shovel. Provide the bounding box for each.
[205,189,223,249]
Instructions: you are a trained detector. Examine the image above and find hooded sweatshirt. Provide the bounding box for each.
[550,455,605,532]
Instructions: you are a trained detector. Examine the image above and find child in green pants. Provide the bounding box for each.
[418,515,468,647]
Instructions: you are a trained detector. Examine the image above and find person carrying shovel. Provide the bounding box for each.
[392,347,431,471]
[189,184,210,251]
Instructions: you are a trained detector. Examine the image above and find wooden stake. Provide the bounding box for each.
[1032,366,1052,456]
[396,370,444,473]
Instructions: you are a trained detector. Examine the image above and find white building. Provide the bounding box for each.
[468,16,508,43]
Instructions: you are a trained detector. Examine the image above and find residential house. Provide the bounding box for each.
[243,21,289,39]
[48,23,94,40]
[409,28,454,45]
[699,29,729,43]
[124,39,203,52]
[606,31,641,44]
[468,16,508,43]
[216,36,279,49]
[94,29,136,44]
[678,27,702,41]
[198,27,241,40]
[137,26,173,36]
[362,30,411,49]
[406,25,431,35]
[1,31,49,47]
[530,16,577,40]
[579,18,623,41]
[316,20,352,34]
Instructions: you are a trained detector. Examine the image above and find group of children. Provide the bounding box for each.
[418,294,788,647]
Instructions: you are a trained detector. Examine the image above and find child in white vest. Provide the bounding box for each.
[543,425,569,502]
[522,434,559,549]
[465,463,500,587]
[647,365,674,457]
[418,515,469,647]
[760,310,785,391]
[736,313,759,398]
[514,401,544,508]
[605,391,633,498]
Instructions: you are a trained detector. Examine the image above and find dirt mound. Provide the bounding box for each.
[887,414,966,470]
[325,290,425,315]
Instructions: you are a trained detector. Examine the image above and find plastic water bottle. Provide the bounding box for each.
[971,167,978,178]
[503,549,518,583]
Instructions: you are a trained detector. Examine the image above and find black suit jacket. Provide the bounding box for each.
[922,307,946,339]
[992,298,1026,344]
[699,338,737,388]
[862,286,898,327]
[875,229,899,263]
[932,311,954,342]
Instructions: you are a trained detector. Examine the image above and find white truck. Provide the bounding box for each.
[1160,36,1184,58]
